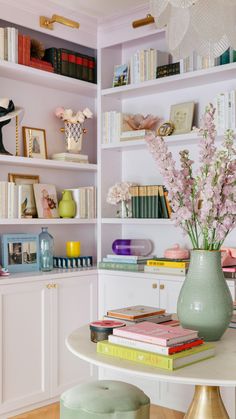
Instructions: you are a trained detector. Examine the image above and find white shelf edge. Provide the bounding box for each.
[101,218,173,225]
[0,155,97,172]
[101,62,236,98]
[0,218,97,225]
[0,59,97,97]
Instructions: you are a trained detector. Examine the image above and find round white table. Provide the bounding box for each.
[66,326,236,418]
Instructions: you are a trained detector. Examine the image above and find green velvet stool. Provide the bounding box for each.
[60,380,150,418]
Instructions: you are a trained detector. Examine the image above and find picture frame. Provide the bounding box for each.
[170,102,195,135]
[8,173,39,218]
[113,64,129,87]
[1,233,40,272]
[22,126,47,159]
[33,183,59,219]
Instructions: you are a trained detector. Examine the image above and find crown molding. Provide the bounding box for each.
[0,0,97,48]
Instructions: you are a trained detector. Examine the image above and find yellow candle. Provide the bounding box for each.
[66,241,80,258]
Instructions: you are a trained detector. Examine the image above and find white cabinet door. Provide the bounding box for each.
[51,274,98,396]
[0,281,50,416]
[158,277,184,313]
[98,273,159,318]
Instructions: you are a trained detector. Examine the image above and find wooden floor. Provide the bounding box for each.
[11,402,185,419]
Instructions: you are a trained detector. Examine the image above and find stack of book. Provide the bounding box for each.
[51,153,89,164]
[103,305,178,326]
[98,254,152,272]
[130,49,169,84]
[67,187,96,219]
[144,258,190,276]
[129,185,171,219]
[97,321,215,370]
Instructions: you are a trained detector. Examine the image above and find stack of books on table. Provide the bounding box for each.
[103,305,179,326]
[98,254,155,272]
[97,321,215,370]
[144,258,190,276]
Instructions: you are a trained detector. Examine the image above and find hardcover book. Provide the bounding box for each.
[113,321,198,346]
[97,340,215,370]
[107,305,165,320]
[103,313,172,325]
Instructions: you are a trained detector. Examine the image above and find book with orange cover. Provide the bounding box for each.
[107,305,165,320]
[113,321,198,346]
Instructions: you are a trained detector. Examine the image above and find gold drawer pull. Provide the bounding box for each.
[160,284,165,290]
[46,284,52,289]
[152,283,157,289]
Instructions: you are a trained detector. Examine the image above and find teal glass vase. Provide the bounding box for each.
[177,250,233,341]
[39,227,54,271]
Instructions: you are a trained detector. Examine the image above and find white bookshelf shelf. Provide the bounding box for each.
[0,155,97,172]
[0,218,97,225]
[0,60,97,97]
[101,62,236,99]
[101,218,173,225]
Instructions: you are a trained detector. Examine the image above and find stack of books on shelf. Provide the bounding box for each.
[156,62,180,78]
[103,305,179,326]
[68,187,96,219]
[144,258,190,276]
[129,49,169,84]
[129,185,171,219]
[98,254,153,272]
[97,317,215,370]
[51,152,89,164]
[213,90,236,133]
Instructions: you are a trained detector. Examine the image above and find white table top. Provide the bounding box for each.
[66,326,236,387]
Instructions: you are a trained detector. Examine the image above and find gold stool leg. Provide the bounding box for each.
[184,385,229,419]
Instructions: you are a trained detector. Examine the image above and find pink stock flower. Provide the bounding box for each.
[145,104,236,250]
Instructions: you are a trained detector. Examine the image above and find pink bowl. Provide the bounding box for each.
[164,244,190,259]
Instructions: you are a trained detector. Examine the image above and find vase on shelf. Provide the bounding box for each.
[39,227,54,272]
[177,250,233,341]
[64,121,83,153]
[117,201,131,218]
[59,190,76,218]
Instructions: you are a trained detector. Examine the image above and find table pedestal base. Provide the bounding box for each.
[184,385,229,418]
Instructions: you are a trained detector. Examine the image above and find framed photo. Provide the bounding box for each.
[33,183,59,219]
[113,64,129,87]
[1,233,39,272]
[170,102,195,135]
[8,173,39,218]
[22,126,47,159]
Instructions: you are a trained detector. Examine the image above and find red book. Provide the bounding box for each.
[76,54,83,80]
[29,61,54,72]
[23,35,31,66]
[18,33,23,64]
[31,57,53,68]
[68,52,76,78]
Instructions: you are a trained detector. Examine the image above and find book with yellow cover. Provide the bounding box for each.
[147,259,189,268]
[97,341,215,370]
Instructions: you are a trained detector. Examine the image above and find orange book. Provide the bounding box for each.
[163,188,172,217]
[107,305,165,320]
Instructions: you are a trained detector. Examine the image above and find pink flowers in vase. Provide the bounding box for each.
[55,107,93,124]
[145,104,236,250]
[107,182,133,217]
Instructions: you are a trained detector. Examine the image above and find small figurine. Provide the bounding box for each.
[0,266,10,276]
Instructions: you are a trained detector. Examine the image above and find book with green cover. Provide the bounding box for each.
[130,186,139,218]
[98,261,145,272]
[97,340,215,370]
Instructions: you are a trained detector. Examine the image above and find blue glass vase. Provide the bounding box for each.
[39,227,54,271]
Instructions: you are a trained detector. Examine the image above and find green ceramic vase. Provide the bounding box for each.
[59,190,76,218]
[177,250,233,341]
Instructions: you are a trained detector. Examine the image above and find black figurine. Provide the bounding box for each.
[0,99,15,155]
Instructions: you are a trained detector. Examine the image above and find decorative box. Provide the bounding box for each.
[53,256,93,269]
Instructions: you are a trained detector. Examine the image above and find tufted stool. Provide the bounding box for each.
[60,380,150,418]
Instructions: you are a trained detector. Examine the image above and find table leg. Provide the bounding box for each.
[184,385,229,418]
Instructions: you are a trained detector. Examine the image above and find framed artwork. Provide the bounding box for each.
[8,173,39,218]
[22,126,47,159]
[113,64,129,87]
[33,183,59,218]
[1,233,39,272]
[170,102,195,135]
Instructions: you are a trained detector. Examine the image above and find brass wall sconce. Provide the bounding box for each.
[132,14,155,29]
[40,14,80,30]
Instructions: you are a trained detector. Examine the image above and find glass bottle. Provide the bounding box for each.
[39,227,54,271]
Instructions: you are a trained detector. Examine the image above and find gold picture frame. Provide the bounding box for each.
[22,126,47,159]
[8,173,40,184]
[170,102,195,135]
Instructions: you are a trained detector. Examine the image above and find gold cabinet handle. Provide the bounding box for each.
[52,283,58,288]
[160,284,165,290]
[46,283,52,289]
[152,283,157,289]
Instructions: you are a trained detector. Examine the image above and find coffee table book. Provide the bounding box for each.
[96,341,215,371]
[112,322,198,346]
[103,312,172,325]
[106,305,165,320]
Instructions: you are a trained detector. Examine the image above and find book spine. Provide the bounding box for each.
[44,48,58,72]
[138,186,146,218]
[159,186,169,218]
[147,260,189,268]
[98,262,144,271]
[103,257,145,264]
[60,49,69,76]
[76,53,83,80]
[108,334,170,355]
[144,265,186,275]
[121,129,147,138]
[18,33,23,64]
[82,55,89,81]
[97,341,173,370]
[68,51,76,78]
[163,187,172,217]
[153,185,159,218]
[25,35,31,66]
[129,186,139,218]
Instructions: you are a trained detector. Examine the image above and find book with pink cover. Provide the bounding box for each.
[113,321,198,346]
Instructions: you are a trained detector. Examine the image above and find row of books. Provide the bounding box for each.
[99,254,190,275]
[68,187,96,219]
[129,185,171,219]
[0,181,29,219]
[97,305,215,370]
[0,26,96,83]
[129,49,169,84]
[214,90,236,133]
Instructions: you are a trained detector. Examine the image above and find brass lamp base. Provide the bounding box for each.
[184,386,229,418]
